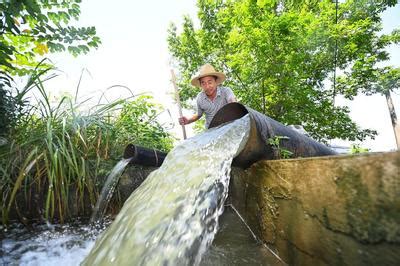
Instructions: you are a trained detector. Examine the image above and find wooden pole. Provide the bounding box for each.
[170,69,187,140]
[384,91,400,149]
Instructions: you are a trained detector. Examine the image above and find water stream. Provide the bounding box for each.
[82,115,251,265]
[90,158,131,223]
[0,218,112,265]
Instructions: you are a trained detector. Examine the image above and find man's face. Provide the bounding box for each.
[200,76,218,97]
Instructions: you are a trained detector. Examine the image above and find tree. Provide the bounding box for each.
[167,0,399,142]
[0,0,101,136]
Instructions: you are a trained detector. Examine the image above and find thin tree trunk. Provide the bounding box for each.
[384,91,400,149]
[262,81,266,114]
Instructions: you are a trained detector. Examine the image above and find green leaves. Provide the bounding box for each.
[0,0,101,76]
[0,0,102,139]
[267,135,293,159]
[167,0,398,142]
[115,95,174,152]
[0,70,175,224]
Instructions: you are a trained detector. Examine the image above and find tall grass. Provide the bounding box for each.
[0,69,174,225]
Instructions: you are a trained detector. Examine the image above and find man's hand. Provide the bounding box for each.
[179,114,199,125]
[179,116,189,125]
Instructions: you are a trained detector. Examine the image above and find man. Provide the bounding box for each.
[178,64,236,129]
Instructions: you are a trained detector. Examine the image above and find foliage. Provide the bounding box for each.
[115,95,175,152]
[267,135,293,159]
[167,0,399,142]
[0,59,53,137]
[0,0,100,76]
[0,79,117,224]
[350,144,370,154]
[0,0,100,137]
[0,72,174,225]
[0,86,15,136]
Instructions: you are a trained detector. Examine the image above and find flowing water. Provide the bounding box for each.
[0,218,112,265]
[1,207,281,265]
[82,115,251,265]
[90,158,131,223]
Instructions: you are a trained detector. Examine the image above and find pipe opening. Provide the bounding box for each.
[123,144,166,167]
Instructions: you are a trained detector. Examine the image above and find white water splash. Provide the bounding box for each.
[82,115,250,265]
[1,220,111,266]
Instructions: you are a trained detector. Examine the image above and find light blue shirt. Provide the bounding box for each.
[196,86,235,128]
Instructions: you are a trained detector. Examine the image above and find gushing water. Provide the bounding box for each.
[1,219,111,266]
[82,115,250,265]
[90,158,131,223]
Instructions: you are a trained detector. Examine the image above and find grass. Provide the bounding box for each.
[0,67,174,225]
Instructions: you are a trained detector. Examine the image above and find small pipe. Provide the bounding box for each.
[123,144,167,167]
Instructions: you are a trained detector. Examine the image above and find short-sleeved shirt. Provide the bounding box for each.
[196,86,235,128]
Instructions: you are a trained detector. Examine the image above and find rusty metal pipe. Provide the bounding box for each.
[123,103,336,169]
[123,144,167,167]
[209,102,337,168]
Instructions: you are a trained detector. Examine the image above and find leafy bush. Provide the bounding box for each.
[0,87,15,137]
[115,95,174,153]
[267,135,294,159]
[0,74,174,225]
[350,144,370,154]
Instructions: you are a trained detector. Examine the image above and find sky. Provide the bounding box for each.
[45,0,399,151]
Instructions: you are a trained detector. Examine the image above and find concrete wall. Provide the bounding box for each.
[229,151,400,265]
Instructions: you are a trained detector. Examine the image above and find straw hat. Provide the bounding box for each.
[191,64,226,87]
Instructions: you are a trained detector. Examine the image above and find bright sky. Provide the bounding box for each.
[46,0,399,151]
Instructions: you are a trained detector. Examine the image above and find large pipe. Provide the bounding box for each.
[123,144,167,167]
[123,103,336,169]
[209,102,337,168]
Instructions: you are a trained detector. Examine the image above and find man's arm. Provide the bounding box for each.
[179,94,204,126]
[179,114,200,125]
